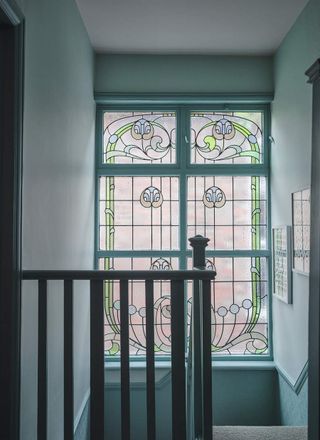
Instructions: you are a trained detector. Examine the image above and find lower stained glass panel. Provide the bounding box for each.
[187,257,268,355]
[100,256,268,356]
[99,257,179,356]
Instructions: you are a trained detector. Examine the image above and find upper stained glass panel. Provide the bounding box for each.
[104,111,176,164]
[191,112,263,164]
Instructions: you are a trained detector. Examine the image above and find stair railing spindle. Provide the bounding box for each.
[90,279,104,440]
[38,279,48,440]
[64,279,74,439]
[145,279,156,440]
[201,279,212,440]
[120,279,130,440]
[171,279,186,440]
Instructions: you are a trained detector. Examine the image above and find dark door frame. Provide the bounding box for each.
[306,60,320,440]
[0,1,24,439]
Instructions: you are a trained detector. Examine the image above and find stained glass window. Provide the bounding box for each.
[191,112,262,164]
[187,176,267,250]
[97,107,270,357]
[187,257,268,355]
[99,176,179,251]
[99,257,178,356]
[104,111,176,164]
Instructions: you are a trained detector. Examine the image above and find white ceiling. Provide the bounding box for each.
[75,0,309,55]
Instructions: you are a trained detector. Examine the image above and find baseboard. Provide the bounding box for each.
[276,362,308,395]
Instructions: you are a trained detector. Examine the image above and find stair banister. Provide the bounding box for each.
[22,237,216,440]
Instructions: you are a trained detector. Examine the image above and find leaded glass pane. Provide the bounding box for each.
[104,111,176,164]
[99,257,179,356]
[188,257,269,355]
[293,188,310,273]
[99,176,179,251]
[187,176,267,250]
[191,111,263,164]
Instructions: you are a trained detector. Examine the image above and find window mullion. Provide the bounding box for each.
[179,107,188,270]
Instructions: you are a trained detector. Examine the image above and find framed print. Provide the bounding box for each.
[292,188,310,275]
[272,226,292,303]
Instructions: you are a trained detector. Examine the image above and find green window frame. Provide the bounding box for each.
[95,100,272,361]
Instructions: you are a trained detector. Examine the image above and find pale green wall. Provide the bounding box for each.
[20,0,95,439]
[278,377,308,426]
[271,0,320,424]
[6,0,24,11]
[104,365,279,439]
[95,54,273,94]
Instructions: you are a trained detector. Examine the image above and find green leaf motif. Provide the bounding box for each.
[204,135,216,151]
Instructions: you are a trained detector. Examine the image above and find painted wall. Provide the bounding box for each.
[20,0,95,438]
[278,376,308,426]
[104,364,279,440]
[12,0,24,10]
[95,54,273,94]
[271,0,320,423]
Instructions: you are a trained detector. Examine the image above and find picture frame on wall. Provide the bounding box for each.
[292,188,310,276]
[272,226,292,304]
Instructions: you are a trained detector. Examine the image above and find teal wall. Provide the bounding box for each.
[20,0,95,439]
[271,0,320,425]
[74,397,90,440]
[213,367,279,426]
[10,0,24,10]
[75,364,307,436]
[104,364,279,440]
[95,54,273,94]
[278,376,308,426]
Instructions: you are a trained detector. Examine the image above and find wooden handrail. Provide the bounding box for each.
[22,269,216,281]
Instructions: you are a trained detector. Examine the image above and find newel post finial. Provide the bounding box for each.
[306,59,320,84]
[188,235,210,270]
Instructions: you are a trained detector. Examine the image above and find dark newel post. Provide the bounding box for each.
[0,5,24,440]
[306,59,320,440]
[188,235,210,439]
[189,235,210,269]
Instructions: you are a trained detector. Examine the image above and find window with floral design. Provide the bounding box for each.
[96,106,270,358]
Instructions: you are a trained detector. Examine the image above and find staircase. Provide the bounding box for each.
[212,426,307,440]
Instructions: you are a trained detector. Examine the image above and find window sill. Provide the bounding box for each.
[104,360,275,370]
